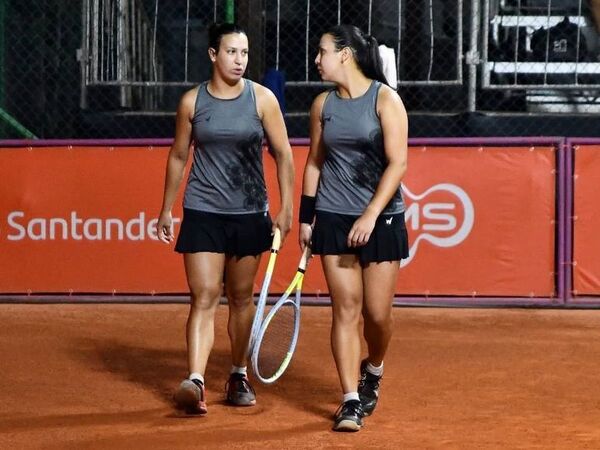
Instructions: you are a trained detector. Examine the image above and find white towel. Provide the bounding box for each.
[378,44,397,90]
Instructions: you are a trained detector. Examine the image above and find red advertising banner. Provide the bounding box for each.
[397,146,556,297]
[0,145,556,296]
[573,145,600,295]
[0,146,187,293]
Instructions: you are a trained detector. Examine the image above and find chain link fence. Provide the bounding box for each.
[1,0,600,139]
[482,0,600,116]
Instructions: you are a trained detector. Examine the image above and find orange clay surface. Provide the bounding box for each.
[2,304,600,449]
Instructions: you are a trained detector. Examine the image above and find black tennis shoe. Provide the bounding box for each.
[333,399,364,431]
[358,359,382,416]
[225,373,256,406]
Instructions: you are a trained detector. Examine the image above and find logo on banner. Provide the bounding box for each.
[4,211,180,241]
[401,183,474,267]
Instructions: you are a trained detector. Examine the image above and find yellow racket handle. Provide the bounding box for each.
[281,246,311,296]
[265,228,282,274]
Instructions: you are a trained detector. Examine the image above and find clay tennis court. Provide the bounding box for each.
[2,303,600,449]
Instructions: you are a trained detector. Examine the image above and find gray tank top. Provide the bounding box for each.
[183,79,267,214]
[316,81,405,216]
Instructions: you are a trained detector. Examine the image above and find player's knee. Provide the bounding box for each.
[226,288,253,309]
[189,285,222,310]
[364,309,392,329]
[333,300,362,324]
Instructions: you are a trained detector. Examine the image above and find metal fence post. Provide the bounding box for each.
[467,0,480,112]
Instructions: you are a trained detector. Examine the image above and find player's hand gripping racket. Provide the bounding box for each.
[251,245,311,384]
[248,228,282,356]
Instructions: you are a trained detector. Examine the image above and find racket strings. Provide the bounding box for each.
[256,302,297,379]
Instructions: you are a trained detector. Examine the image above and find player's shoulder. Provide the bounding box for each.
[251,81,281,111]
[313,90,330,104]
[310,90,330,114]
[376,83,406,116]
[174,87,200,119]
[250,81,276,101]
[180,85,200,109]
[376,83,401,104]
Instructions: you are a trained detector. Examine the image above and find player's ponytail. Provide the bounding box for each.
[326,25,388,86]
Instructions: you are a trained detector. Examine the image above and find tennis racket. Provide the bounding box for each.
[251,245,311,384]
[248,228,282,356]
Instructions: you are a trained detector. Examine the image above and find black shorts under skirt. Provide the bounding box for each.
[311,210,409,265]
[175,208,273,257]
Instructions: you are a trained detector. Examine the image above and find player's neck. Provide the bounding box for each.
[335,72,372,99]
[207,77,245,99]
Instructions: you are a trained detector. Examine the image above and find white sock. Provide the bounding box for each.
[343,392,360,403]
[189,373,204,385]
[230,365,247,376]
[366,361,384,377]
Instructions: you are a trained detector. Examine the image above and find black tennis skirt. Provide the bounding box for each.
[175,208,273,257]
[311,210,409,265]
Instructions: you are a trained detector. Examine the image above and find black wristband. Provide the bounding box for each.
[299,195,316,224]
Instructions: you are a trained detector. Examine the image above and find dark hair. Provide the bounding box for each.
[208,23,246,52]
[325,24,388,86]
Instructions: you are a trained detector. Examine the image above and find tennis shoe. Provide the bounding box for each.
[332,399,364,432]
[225,373,256,406]
[174,378,207,415]
[358,359,382,416]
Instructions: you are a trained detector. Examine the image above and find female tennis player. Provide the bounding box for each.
[157,22,294,415]
[299,24,409,431]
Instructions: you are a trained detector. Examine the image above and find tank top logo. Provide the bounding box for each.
[400,183,474,268]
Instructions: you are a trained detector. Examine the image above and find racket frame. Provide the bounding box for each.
[248,228,282,356]
[251,246,311,384]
